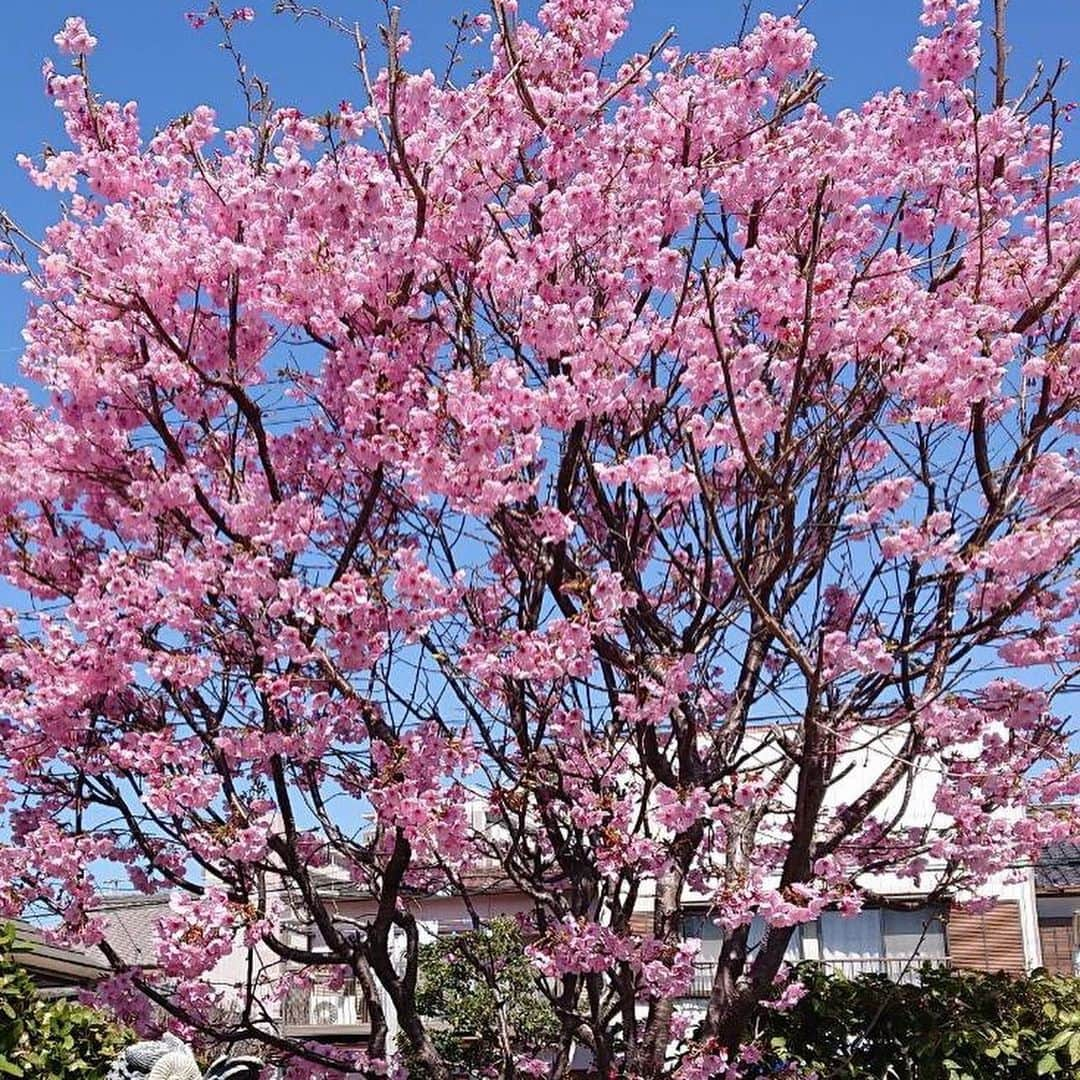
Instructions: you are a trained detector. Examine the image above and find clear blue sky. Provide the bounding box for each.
[1,0,1078,375]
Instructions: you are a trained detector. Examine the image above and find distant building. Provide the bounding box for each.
[1035,840,1080,976]
[77,799,1080,1058]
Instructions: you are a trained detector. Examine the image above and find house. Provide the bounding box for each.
[262,870,1046,1061]
[1034,840,1080,976]
[6,895,175,1001]
[262,843,1046,1058]
[675,726,1043,998]
[83,760,1068,1059]
[276,867,538,1048]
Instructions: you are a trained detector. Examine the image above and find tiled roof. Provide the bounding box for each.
[1036,841,1080,891]
[91,892,172,967]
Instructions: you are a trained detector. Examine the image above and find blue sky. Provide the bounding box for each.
[1,0,1078,374]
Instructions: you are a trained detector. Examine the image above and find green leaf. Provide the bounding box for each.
[1047,1030,1073,1050]
[1037,1052,1061,1075]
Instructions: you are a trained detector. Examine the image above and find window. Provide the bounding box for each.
[681,904,946,987]
[882,907,946,960]
[680,910,723,960]
[296,922,367,954]
[748,916,803,962]
[819,905,946,979]
[681,910,802,963]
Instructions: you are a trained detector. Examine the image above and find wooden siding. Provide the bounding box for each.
[946,900,1027,975]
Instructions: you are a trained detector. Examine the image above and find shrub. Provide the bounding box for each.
[0,923,127,1079]
[409,918,559,1077]
[755,962,1080,1079]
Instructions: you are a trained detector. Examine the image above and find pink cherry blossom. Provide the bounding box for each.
[53,16,97,56]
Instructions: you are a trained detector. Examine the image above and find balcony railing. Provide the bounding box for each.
[281,972,372,1035]
[820,955,950,984]
[685,954,950,997]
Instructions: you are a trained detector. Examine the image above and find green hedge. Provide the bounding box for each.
[755,962,1080,1079]
[0,924,127,1080]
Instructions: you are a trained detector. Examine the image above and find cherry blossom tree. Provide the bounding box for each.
[1,0,1079,1076]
